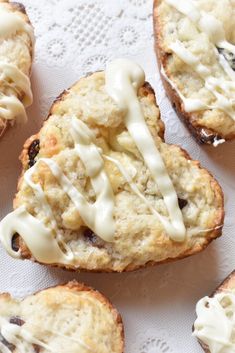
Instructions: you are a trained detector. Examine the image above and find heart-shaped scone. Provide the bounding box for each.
[153,0,235,145]
[0,0,34,137]
[0,59,224,271]
[0,281,124,353]
[193,271,235,353]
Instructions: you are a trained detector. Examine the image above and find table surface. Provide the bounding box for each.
[0,1,235,352]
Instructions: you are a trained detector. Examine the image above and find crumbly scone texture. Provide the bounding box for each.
[194,271,235,353]
[153,0,235,143]
[14,71,224,272]
[0,281,124,353]
[0,0,33,137]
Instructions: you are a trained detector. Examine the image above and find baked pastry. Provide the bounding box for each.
[0,0,34,137]
[0,59,224,271]
[193,271,235,353]
[153,0,235,145]
[0,281,124,353]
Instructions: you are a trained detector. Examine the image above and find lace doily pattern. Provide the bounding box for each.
[0,1,235,352]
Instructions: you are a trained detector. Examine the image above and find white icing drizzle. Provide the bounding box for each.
[0,5,34,123]
[70,117,115,242]
[166,0,235,53]
[213,138,226,147]
[104,154,184,236]
[0,62,32,106]
[24,164,74,258]
[193,292,235,353]
[161,65,209,112]
[0,317,93,353]
[0,115,116,262]
[23,118,115,243]
[169,41,235,121]
[0,206,72,264]
[0,318,54,352]
[105,59,186,241]
[165,0,235,121]
[0,6,34,43]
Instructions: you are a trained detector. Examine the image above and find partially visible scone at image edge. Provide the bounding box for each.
[193,271,235,353]
[0,0,34,137]
[0,59,224,272]
[153,0,235,145]
[0,281,124,353]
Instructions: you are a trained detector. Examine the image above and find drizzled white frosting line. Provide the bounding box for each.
[1,320,55,352]
[165,0,235,121]
[0,206,72,264]
[169,41,235,121]
[39,157,115,243]
[105,59,186,241]
[166,0,235,52]
[0,6,34,44]
[0,5,34,123]
[0,95,27,123]
[104,154,181,235]
[24,165,74,257]
[0,318,94,353]
[194,293,235,353]
[161,65,209,113]
[0,62,32,106]
[71,117,115,242]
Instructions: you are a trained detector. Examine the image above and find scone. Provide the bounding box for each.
[0,0,34,137]
[0,59,224,272]
[193,271,235,353]
[0,281,124,353]
[153,0,235,145]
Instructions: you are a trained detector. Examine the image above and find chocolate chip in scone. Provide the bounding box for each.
[178,198,188,209]
[217,47,235,71]
[10,316,25,326]
[84,228,97,243]
[33,344,41,353]
[84,228,104,248]
[28,139,40,167]
[11,233,20,252]
[0,333,15,352]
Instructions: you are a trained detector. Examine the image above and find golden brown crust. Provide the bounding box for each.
[153,0,235,144]
[0,281,124,353]
[14,73,224,272]
[0,1,34,138]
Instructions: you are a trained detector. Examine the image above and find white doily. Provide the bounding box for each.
[1,1,235,352]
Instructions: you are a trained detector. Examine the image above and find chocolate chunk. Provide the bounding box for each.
[28,139,40,167]
[11,233,20,252]
[217,47,235,71]
[10,316,25,326]
[33,344,41,353]
[0,333,15,352]
[178,198,188,209]
[84,228,104,248]
[84,228,96,243]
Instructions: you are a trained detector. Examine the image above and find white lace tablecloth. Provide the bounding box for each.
[1,1,235,352]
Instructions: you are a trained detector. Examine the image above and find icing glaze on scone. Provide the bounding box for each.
[194,292,235,353]
[154,0,235,142]
[0,2,34,126]
[0,60,224,271]
[105,59,185,240]
[164,0,235,121]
